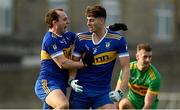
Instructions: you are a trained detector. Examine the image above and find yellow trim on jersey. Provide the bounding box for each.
[149,67,156,80]
[128,83,148,96]
[130,63,137,69]
[106,33,122,40]
[147,89,159,95]
[94,51,117,65]
[41,50,51,60]
[79,35,92,41]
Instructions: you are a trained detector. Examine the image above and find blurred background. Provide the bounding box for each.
[0,0,180,109]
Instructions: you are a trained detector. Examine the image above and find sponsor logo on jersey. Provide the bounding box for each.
[94,51,116,65]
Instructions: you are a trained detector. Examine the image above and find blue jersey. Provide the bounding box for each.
[73,29,129,93]
[35,31,76,109]
[38,31,76,80]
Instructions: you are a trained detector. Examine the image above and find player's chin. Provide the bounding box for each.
[144,63,150,68]
[88,29,93,32]
[88,27,93,31]
[63,27,67,32]
[89,30,93,32]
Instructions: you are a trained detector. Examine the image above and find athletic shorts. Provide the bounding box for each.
[69,89,113,109]
[34,77,67,109]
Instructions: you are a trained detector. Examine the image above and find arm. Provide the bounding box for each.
[113,80,122,109]
[142,91,157,109]
[109,36,130,103]
[143,75,160,109]
[68,55,81,79]
[53,55,84,69]
[115,80,122,92]
[68,55,83,93]
[109,56,130,104]
[117,56,130,92]
[143,69,161,109]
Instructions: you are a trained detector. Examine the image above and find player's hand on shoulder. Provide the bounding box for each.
[109,90,124,102]
[68,79,83,93]
[108,23,128,31]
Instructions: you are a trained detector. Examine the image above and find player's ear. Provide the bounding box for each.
[52,20,57,26]
[99,17,105,24]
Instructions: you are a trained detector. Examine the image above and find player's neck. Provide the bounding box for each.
[49,28,63,36]
[92,28,106,43]
[137,63,149,72]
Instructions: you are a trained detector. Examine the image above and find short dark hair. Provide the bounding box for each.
[85,5,106,19]
[137,43,152,52]
[45,8,64,28]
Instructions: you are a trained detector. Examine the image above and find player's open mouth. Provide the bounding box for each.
[88,27,93,30]
[64,26,67,30]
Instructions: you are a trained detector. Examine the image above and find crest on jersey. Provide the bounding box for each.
[52,44,57,50]
[105,41,111,49]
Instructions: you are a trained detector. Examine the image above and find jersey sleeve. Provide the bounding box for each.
[117,36,129,58]
[148,73,161,93]
[44,38,64,58]
[72,36,86,57]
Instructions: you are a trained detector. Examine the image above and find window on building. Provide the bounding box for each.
[100,0,122,25]
[155,3,174,42]
[0,0,13,35]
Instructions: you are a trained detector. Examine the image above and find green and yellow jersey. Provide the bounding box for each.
[119,61,161,109]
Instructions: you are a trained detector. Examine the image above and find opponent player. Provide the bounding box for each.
[109,43,161,109]
[69,5,130,109]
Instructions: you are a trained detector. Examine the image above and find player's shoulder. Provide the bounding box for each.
[149,64,161,76]
[43,32,53,42]
[43,32,61,45]
[76,31,92,41]
[106,29,123,40]
[77,31,92,36]
[147,64,161,81]
[130,61,137,69]
[63,31,77,40]
[64,31,76,36]
[44,31,51,37]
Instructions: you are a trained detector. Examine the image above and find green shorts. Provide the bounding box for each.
[128,97,158,109]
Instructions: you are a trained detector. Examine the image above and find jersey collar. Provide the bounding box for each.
[48,29,62,38]
[92,28,107,45]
